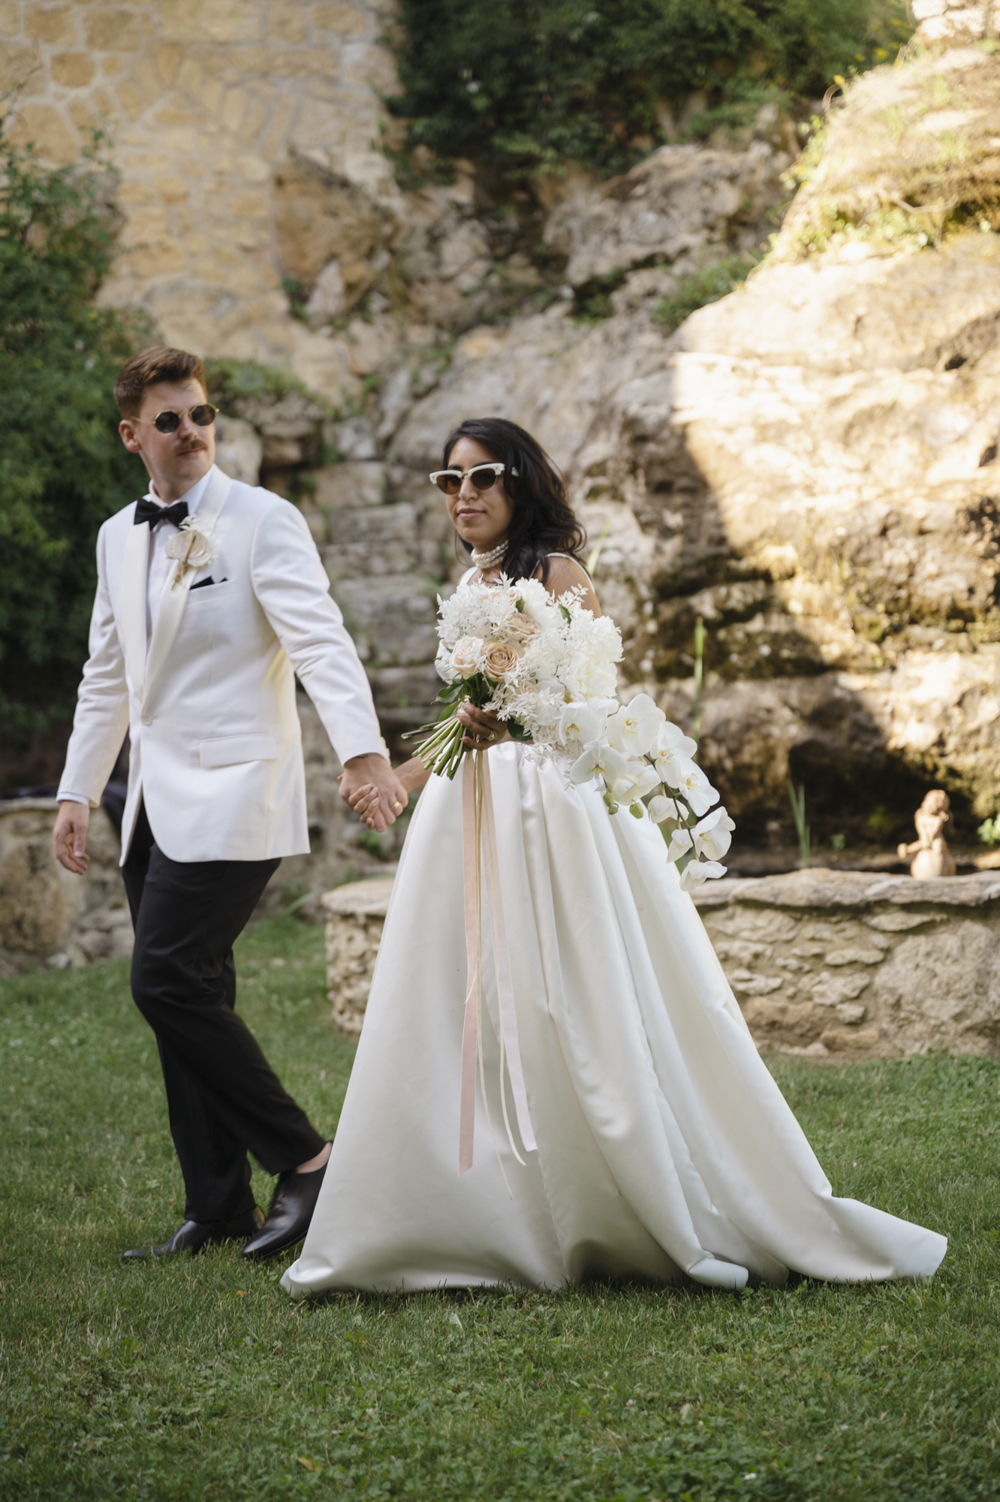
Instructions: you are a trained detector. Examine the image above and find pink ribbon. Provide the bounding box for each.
[459,751,537,1184]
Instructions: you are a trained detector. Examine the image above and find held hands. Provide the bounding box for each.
[338,752,409,833]
[347,708,507,831]
[53,802,90,875]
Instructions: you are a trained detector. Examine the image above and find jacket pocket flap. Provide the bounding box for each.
[199,734,277,769]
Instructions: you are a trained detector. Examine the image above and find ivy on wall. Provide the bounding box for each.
[385,0,912,183]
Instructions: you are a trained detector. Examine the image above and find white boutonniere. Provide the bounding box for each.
[165,519,215,589]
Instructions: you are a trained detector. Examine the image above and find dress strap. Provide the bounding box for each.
[533,552,593,582]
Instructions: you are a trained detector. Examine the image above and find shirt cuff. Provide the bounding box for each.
[56,792,91,806]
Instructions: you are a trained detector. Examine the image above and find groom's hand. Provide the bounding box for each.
[340,753,408,833]
[53,801,90,875]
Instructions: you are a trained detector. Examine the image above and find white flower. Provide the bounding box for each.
[606,693,665,758]
[693,806,735,861]
[679,859,727,891]
[653,721,698,786]
[558,700,610,749]
[627,760,662,798]
[569,741,628,786]
[451,636,484,679]
[667,826,694,863]
[166,520,214,586]
[672,759,719,816]
[515,577,552,623]
[648,794,684,824]
[435,640,460,683]
[608,768,642,801]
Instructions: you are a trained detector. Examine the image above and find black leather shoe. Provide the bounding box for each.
[242,1155,329,1261]
[123,1205,264,1260]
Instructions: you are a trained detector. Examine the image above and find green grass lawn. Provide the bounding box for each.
[1,915,998,1501]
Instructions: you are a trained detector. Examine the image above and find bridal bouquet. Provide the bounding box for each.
[411,576,733,888]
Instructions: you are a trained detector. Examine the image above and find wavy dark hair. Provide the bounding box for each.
[442,417,586,584]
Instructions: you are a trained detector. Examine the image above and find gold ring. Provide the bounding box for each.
[487,731,494,741]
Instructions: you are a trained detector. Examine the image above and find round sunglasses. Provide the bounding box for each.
[429,462,518,495]
[134,402,219,435]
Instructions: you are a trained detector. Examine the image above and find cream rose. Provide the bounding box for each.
[481,639,519,681]
[505,611,542,645]
[450,636,484,679]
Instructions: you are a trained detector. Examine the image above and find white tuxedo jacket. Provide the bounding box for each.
[58,466,387,865]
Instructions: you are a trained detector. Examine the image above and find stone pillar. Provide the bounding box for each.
[323,875,395,1035]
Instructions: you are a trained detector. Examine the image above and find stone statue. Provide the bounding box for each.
[897,789,957,879]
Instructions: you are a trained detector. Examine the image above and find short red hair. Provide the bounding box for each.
[114,347,207,418]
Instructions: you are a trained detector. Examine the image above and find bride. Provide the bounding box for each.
[281,418,946,1297]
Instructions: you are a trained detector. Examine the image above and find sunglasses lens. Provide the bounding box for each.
[470,466,501,490]
[153,411,181,434]
[191,404,216,428]
[435,472,462,494]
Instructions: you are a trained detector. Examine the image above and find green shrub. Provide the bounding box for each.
[204,357,315,407]
[652,250,765,332]
[385,0,913,184]
[0,129,146,755]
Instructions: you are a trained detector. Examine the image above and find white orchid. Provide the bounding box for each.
[606,693,665,758]
[558,700,611,750]
[693,806,736,861]
[666,825,695,863]
[569,741,629,787]
[653,721,699,787]
[672,759,720,816]
[648,794,684,824]
[679,859,728,892]
[626,760,663,798]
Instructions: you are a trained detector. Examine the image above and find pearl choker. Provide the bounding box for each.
[471,540,508,570]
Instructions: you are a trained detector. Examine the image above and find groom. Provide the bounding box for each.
[52,346,407,1261]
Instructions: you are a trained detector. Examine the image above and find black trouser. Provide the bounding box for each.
[122,800,325,1223]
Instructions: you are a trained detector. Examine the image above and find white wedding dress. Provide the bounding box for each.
[282,744,946,1297]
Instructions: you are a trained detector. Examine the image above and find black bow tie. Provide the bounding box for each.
[134,497,189,529]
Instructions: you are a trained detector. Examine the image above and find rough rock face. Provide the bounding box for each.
[548,138,790,292]
[387,43,1000,844]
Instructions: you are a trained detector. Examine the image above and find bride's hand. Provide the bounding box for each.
[458,704,508,750]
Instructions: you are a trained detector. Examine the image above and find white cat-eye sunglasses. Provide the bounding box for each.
[429,462,519,495]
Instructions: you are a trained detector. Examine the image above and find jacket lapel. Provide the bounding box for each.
[120,515,149,698]
[142,467,232,709]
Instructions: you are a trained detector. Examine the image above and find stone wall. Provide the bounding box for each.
[322,867,1000,1059]
[1,0,397,399]
[699,869,1000,1059]
[0,798,131,973]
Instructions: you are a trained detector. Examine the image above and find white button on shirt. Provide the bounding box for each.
[144,467,213,649]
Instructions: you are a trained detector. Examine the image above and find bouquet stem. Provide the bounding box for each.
[406,707,469,780]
